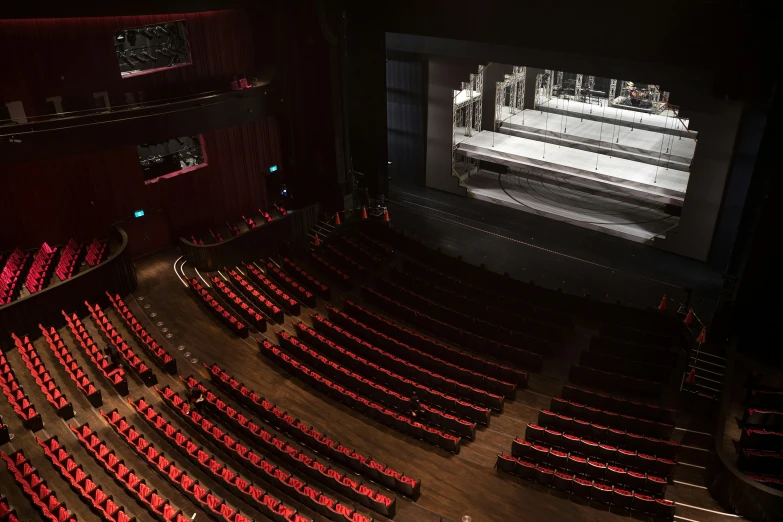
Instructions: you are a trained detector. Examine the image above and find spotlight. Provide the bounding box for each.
[115,32,125,44]
[280,184,288,197]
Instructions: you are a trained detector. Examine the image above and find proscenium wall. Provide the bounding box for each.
[0,117,282,250]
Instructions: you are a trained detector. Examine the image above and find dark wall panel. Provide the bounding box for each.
[0,117,281,251]
[386,52,426,187]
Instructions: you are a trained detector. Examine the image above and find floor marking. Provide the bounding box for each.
[675,502,739,517]
[173,256,187,286]
[678,461,707,469]
[681,444,711,452]
[673,479,708,490]
[194,266,210,287]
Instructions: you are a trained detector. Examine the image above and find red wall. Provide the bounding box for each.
[0,117,282,251]
[0,9,259,116]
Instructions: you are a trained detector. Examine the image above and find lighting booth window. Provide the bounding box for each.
[115,21,192,78]
[138,135,207,184]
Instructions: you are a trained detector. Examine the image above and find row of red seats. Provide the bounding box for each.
[738,448,783,474]
[182,375,405,514]
[188,278,248,338]
[389,267,562,343]
[62,311,128,395]
[744,473,783,492]
[210,276,267,330]
[85,239,108,267]
[740,428,783,451]
[107,293,177,374]
[496,454,676,519]
[86,302,156,386]
[226,269,284,323]
[550,396,674,440]
[243,262,300,315]
[309,252,352,289]
[126,398,311,522]
[12,334,73,419]
[338,300,521,397]
[322,244,366,275]
[511,437,668,496]
[527,416,680,462]
[39,325,102,406]
[570,364,662,399]
[590,336,679,368]
[600,323,673,350]
[151,390,380,521]
[1,450,76,522]
[400,257,574,328]
[562,384,676,425]
[69,424,186,521]
[747,388,783,410]
[265,261,316,307]
[356,231,391,256]
[25,242,58,294]
[0,494,19,522]
[0,352,43,430]
[202,365,421,499]
[518,427,675,482]
[363,286,543,372]
[258,338,461,453]
[376,276,551,357]
[279,257,330,300]
[318,308,506,410]
[330,235,380,266]
[242,215,256,229]
[580,350,670,384]
[54,239,84,281]
[36,436,135,522]
[743,408,783,429]
[1,248,30,304]
[301,317,492,425]
[227,221,241,236]
[100,410,264,522]
[277,329,476,440]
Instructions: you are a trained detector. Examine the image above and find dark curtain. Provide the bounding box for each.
[386,52,426,187]
[0,117,281,250]
[0,9,260,116]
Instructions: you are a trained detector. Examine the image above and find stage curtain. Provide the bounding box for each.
[0,117,281,251]
[0,9,256,117]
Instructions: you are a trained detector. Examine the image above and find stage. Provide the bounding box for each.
[497,107,696,171]
[456,130,689,206]
[463,169,679,243]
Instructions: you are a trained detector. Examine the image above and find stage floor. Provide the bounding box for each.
[456,131,689,205]
[539,98,694,136]
[463,169,679,243]
[498,107,696,165]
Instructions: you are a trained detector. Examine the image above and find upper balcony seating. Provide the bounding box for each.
[36,436,137,522]
[338,299,523,396]
[188,278,248,338]
[54,239,84,282]
[298,318,491,425]
[389,267,563,343]
[265,261,316,307]
[363,285,543,372]
[0,352,43,431]
[225,268,284,323]
[257,337,462,453]
[107,293,177,374]
[227,222,241,237]
[242,216,256,229]
[12,333,73,419]
[202,364,421,499]
[147,390,384,520]
[209,275,267,331]
[279,257,330,300]
[276,329,477,440]
[579,351,671,384]
[322,244,366,276]
[329,235,380,267]
[561,384,676,425]
[190,235,205,245]
[86,302,156,386]
[569,365,664,399]
[1,248,32,304]
[25,242,59,294]
[84,239,108,267]
[589,336,679,368]
[39,324,102,407]
[259,210,273,223]
[1,449,77,522]
[62,311,128,396]
[209,228,225,243]
[243,262,300,315]
[549,396,674,440]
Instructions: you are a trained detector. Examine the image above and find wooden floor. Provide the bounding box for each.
[0,243,733,522]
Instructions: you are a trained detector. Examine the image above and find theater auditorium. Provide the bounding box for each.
[1,2,781,522]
